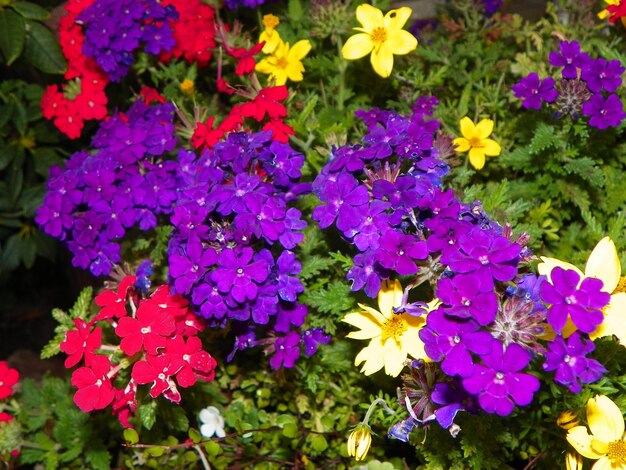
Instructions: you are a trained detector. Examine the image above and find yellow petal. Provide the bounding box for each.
[452,137,469,153]
[587,395,625,443]
[385,29,418,55]
[355,3,384,31]
[377,279,403,317]
[565,450,583,470]
[343,312,382,339]
[342,33,374,60]
[260,29,281,54]
[383,338,405,376]
[566,426,605,459]
[402,327,428,360]
[357,304,387,323]
[370,44,394,78]
[537,256,583,282]
[475,118,494,139]
[288,39,312,61]
[590,293,626,343]
[481,139,501,157]
[383,7,413,30]
[468,148,486,170]
[255,58,274,74]
[585,237,621,293]
[355,339,384,375]
[591,457,619,470]
[459,116,476,139]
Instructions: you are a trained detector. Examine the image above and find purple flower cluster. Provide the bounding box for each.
[79,0,178,81]
[36,99,179,276]
[313,99,610,438]
[224,0,267,9]
[168,130,328,369]
[514,40,625,129]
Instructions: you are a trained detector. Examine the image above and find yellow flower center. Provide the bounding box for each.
[614,276,626,294]
[381,315,408,342]
[607,439,626,463]
[469,137,485,148]
[370,27,388,46]
[275,57,289,69]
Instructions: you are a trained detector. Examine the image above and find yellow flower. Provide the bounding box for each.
[566,450,583,470]
[452,116,501,170]
[180,79,195,96]
[538,236,626,343]
[342,279,427,377]
[255,37,312,86]
[341,4,418,78]
[259,14,281,54]
[599,0,620,19]
[567,395,626,469]
[347,423,372,461]
[558,410,581,430]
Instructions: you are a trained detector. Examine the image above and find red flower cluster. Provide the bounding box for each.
[606,2,626,23]
[191,85,294,149]
[40,0,109,139]
[161,0,217,67]
[0,361,19,425]
[61,276,217,428]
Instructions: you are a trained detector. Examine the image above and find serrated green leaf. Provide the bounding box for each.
[0,9,25,65]
[40,333,63,359]
[299,255,334,280]
[23,21,66,74]
[301,281,355,314]
[85,448,111,470]
[69,287,93,320]
[139,402,157,430]
[12,2,50,20]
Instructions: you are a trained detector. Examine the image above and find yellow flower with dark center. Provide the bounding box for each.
[259,14,281,54]
[538,236,626,343]
[342,279,427,377]
[341,4,418,78]
[567,395,626,469]
[255,37,312,86]
[452,116,501,170]
[347,423,372,461]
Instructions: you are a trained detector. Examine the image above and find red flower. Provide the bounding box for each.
[94,275,136,320]
[41,86,68,120]
[139,86,167,105]
[239,86,288,122]
[263,119,295,143]
[53,111,84,139]
[71,354,115,412]
[0,412,14,423]
[0,362,19,400]
[191,117,226,149]
[144,285,189,317]
[112,380,137,429]
[166,336,217,387]
[607,3,626,22]
[217,78,235,95]
[131,353,185,403]
[174,311,205,336]
[60,319,102,368]
[228,42,265,76]
[75,87,108,121]
[115,300,176,356]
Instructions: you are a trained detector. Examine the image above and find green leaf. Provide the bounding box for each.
[310,434,328,453]
[299,255,334,280]
[139,402,157,430]
[85,448,111,470]
[0,234,21,272]
[123,428,139,445]
[203,441,221,457]
[69,287,93,320]
[23,21,67,74]
[11,2,50,20]
[287,0,304,21]
[0,9,25,65]
[282,423,298,438]
[20,235,37,268]
[146,447,165,457]
[301,281,355,314]
[189,428,202,444]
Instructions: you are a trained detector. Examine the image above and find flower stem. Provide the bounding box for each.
[194,444,211,470]
[362,398,395,426]
[336,37,347,111]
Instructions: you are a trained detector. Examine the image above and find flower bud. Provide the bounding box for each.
[557,410,579,430]
[347,423,372,461]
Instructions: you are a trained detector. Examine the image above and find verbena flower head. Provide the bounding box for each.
[343,279,427,376]
[582,93,626,129]
[341,4,418,78]
[512,73,558,110]
[567,395,626,468]
[452,117,501,170]
[549,40,590,80]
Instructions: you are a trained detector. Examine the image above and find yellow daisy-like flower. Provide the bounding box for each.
[538,236,626,342]
[341,4,418,78]
[259,14,281,54]
[567,395,626,469]
[255,37,312,86]
[452,116,501,170]
[342,279,427,377]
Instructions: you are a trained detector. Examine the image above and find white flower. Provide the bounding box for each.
[199,406,226,439]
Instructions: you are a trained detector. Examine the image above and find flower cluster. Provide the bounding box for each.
[168,129,329,369]
[513,40,625,129]
[315,100,610,440]
[40,0,109,138]
[78,0,178,82]
[61,276,217,427]
[224,0,267,10]
[36,96,179,276]
[0,362,19,424]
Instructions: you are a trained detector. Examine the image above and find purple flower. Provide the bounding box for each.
[436,274,498,325]
[441,229,521,290]
[582,93,626,130]
[347,250,389,297]
[420,309,493,377]
[549,40,590,80]
[274,303,307,333]
[540,267,610,334]
[210,247,270,303]
[462,341,540,416]
[269,331,301,369]
[312,172,369,233]
[169,237,217,295]
[376,231,428,276]
[512,73,558,110]
[581,58,624,93]
[543,332,606,393]
[302,328,331,356]
[275,251,304,302]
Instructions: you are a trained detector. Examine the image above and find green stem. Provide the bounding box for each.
[336,36,347,111]
[194,445,211,470]
[362,398,395,426]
